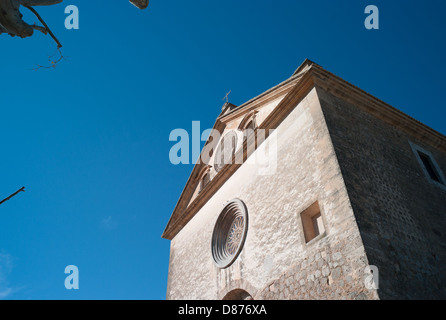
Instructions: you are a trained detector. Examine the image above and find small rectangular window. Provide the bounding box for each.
[410,142,445,188]
[418,151,442,183]
[300,202,325,243]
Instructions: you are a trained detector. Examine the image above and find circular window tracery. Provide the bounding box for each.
[212,199,248,269]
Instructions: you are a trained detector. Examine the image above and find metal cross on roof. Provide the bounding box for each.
[222,90,232,103]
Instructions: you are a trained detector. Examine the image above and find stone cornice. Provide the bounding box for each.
[219,60,313,123]
[162,118,226,239]
[310,64,446,153]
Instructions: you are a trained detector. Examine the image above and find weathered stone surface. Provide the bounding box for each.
[166,86,377,300]
[165,60,445,300]
[318,87,446,299]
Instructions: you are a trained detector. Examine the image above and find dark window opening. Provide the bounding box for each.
[418,151,443,184]
[300,202,325,243]
[222,289,254,301]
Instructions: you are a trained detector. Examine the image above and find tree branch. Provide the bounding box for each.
[0,187,25,206]
[23,4,62,48]
[31,47,67,71]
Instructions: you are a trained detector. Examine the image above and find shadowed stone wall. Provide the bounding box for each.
[317,87,446,299]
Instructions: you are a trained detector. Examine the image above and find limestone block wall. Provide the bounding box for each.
[166,88,378,300]
[317,87,446,299]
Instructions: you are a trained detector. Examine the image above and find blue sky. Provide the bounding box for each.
[0,0,445,299]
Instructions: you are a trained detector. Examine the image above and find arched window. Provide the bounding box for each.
[200,170,211,192]
[214,131,238,173]
[238,111,258,132]
[238,112,258,161]
[196,166,212,194]
[244,119,256,132]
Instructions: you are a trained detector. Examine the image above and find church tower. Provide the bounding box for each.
[162,59,446,300]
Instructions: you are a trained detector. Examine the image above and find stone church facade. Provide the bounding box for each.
[162,59,446,300]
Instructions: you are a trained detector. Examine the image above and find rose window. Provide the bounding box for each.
[211,199,248,269]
